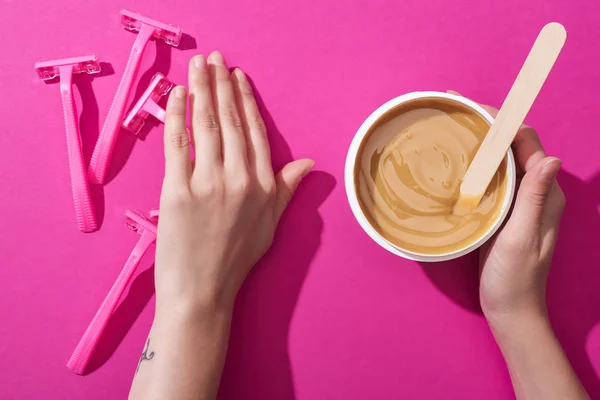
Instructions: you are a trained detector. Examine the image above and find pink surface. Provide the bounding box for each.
[1,1,599,399]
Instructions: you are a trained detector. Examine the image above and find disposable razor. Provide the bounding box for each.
[35,55,101,233]
[122,73,173,133]
[88,10,183,184]
[67,210,158,374]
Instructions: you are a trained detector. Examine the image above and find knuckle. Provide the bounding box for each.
[555,186,566,211]
[221,109,244,128]
[163,186,192,207]
[250,115,267,135]
[230,174,253,196]
[192,74,210,87]
[515,126,542,149]
[167,98,186,117]
[559,189,566,209]
[170,130,190,149]
[194,114,220,133]
[241,84,254,96]
[513,126,534,144]
[521,125,539,139]
[216,70,230,83]
[196,180,222,198]
[168,107,186,117]
[526,189,548,208]
[263,180,277,198]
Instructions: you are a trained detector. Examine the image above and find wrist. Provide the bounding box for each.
[481,293,548,334]
[155,263,240,317]
[155,279,237,323]
[485,308,589,400]
[155,289,234,329]
[485,308,552,346]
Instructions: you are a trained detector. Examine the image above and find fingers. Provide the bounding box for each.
[188,55,222,173]
[231,68,273,184]
[473,102,546,172]
[446,90,546,173]
[274,159,314,223]
[544,181,567,227]
[207,51,248,170]
[506,157,564,236]
[447,91,565,254]
[164,86,192,184]
[511,126,546,173]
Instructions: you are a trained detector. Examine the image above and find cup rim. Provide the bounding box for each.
[344,91,517,262]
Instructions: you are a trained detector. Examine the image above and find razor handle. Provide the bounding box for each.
[88,24,154,184]
[66,228,156,374]
[59,65,98,233]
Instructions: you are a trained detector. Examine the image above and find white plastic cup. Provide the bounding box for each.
[345,91,517,262]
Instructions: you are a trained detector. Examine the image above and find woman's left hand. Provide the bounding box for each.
[155,51,314,312]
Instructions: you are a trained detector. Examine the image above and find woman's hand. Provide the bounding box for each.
[449,92,587,399]
[155,52,313,313]
[475,103,565,326]
[129,52,313,400]
[446,91,566,325]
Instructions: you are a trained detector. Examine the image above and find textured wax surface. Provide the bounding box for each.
[356,100,508,254]
[0,1,599,399]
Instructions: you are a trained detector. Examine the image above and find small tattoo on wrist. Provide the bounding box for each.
[136,338,155,374]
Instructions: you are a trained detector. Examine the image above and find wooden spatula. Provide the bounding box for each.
[454,22,567,215]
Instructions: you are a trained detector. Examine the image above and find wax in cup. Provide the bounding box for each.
[355,98,508,255]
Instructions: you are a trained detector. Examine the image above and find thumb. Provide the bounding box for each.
[274,158,314,223]
[508,157,562,231]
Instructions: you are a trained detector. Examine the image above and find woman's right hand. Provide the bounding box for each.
[472,100,566,327]
[452,91,587,399]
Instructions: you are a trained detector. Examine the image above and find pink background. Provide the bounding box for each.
[1,0,599,399]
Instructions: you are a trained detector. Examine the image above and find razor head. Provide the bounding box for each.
[148,209,159,225]
[35,54,100,81]
[123,73,173,133]
[121,10,183,46]
[125,210,158,235]
[149,209,159,218]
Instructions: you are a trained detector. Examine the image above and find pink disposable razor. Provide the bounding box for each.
[88,10,182,184]
[67,210,158,374]
[35,55,101,233]
[122,73,173,133]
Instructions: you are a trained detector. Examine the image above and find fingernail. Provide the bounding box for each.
[209,51,225,65]
[233,68,246,80]
[193,55,204,69]
[541,157,562,179]
[174,86,186,99]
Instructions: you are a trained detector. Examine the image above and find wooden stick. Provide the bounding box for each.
[454,22,567,214]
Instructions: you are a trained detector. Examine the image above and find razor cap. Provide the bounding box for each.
[35,54,100,81]
[121,10,183,46]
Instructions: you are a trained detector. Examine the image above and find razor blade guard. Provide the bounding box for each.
[123,73,173,133]
[88,11,183,184]
[125,210,158,235]
[35,55,100,81]
[121,10,182,46]
[149,209,159,218]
